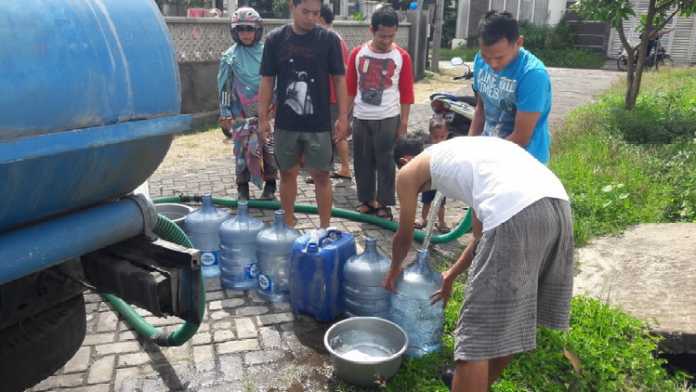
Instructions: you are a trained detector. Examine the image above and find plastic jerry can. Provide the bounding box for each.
[289,228,356,322]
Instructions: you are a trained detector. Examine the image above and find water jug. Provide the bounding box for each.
[256,210,300,302]
[389,249,444,357]
[343,237,391,318]
[289,228,356,322]
[219,201,265,289]
[184,195,230,278]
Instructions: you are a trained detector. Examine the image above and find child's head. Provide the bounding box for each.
[429,116,448,144]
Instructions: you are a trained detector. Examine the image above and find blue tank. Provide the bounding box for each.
[0,0,188,234]
[219,201,265,289]
[184,195,230,278]
[256,210,300,303]
[289,229,356,322]
[343,237,391,318]
[389,249,444,358]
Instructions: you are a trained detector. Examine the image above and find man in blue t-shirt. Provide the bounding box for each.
[468,11,552,164]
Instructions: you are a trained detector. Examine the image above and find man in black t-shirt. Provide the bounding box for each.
[258,0,349,228]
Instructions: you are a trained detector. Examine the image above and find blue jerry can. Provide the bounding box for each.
[289,229,356,322]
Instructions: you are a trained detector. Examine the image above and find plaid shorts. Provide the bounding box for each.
[454,197,574,361]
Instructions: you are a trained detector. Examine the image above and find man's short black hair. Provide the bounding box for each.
[478,11,519,46]
[320,4,335,24]
[394,132,427,166]
[371,5,399,31]
[292,0,320,7]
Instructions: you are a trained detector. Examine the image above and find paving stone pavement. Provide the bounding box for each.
[33,67,620,391]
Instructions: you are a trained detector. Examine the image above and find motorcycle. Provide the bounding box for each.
[617,39,674,71]
[429,57,477,138]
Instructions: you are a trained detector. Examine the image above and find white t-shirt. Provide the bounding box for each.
[346,44,414,120]
[425,137,569,232]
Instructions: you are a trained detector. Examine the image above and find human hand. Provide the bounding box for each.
[430,271,454,306]
[258,118,271,145]
[219,117,235,131]
[333,116,349,143]
[396,121,408,140]
[382,267,401,293]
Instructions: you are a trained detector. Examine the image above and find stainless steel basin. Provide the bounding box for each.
[324,316,408,387]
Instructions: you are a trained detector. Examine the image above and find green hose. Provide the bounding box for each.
[101,213,205,346]
[154,195,472,244]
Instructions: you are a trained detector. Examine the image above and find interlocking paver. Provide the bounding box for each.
[95,342,140,356]
[217,339,259,354]
[87,355,115,384]
[63,346,91,373]
[234,317,258,339]
[118,352,151,367]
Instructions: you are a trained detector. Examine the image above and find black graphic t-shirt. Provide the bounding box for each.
[260,25,345,132]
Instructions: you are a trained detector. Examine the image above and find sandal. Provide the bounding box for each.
[414,219,426,229]
[375,206,393,220]
[330,172,352,180]
[355,203,374,214]
[436,222,451,233]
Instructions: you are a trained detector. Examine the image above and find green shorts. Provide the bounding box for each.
[274,128,333,172]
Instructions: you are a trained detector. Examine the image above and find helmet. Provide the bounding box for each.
[230,7,263,46]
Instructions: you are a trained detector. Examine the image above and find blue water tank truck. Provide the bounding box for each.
[0,2,203,389]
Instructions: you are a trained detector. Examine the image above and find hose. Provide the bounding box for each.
[153,195,472,244]
[101,213,204,346]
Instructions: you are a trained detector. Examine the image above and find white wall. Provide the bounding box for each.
[547,0,566,25]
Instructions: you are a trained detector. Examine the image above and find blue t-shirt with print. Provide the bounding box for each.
[472,48,552,164]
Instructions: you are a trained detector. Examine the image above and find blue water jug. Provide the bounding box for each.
[343,237,391,318]
[289,228,356,322]
[219,201,265,289]
[256,210,300,302]
[389,249,444,357]
[184,195,230,278]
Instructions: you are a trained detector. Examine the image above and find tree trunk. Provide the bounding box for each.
[625,0,657,110]
[430,0,444,72]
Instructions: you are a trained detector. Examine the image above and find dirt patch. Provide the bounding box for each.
[413,69,472,104]
[158,128,230,173]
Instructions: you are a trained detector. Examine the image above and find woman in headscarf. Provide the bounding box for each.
[218,6,276,200]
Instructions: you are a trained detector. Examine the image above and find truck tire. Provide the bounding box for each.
[0,294,86,392]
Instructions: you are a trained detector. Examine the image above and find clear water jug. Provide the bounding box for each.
[256,210,300,302]
[389,249,444,357]
[289,228,356,321]
[219,201,265,289]
[343,237,391,318]
[184,195,230,278]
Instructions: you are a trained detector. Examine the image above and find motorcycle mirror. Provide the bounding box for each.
[450,57,464,66]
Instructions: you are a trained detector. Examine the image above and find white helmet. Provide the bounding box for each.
[230,7,263,46]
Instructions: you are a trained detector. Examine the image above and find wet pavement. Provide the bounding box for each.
[32,67,620,392]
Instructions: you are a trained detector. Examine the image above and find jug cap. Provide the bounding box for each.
[307,243,319,253]
[273,209,286,227]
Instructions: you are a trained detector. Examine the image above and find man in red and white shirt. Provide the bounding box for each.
[346,5,414,219]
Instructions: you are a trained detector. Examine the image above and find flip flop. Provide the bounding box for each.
[414,220,426,229]
[330,172,352,180]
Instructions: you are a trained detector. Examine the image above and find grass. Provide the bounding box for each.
[438,47,606,69]
[349,68,696,391]
[550,68,696,245]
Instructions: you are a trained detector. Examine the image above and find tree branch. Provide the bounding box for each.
[650,7,681,38]
[616,18,635,53]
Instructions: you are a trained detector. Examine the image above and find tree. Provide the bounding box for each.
[572,0,696,110]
